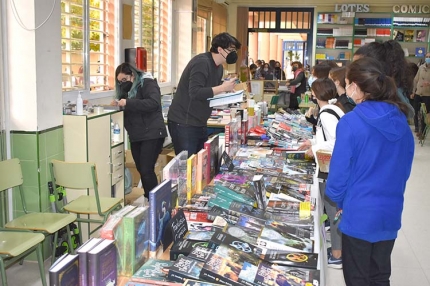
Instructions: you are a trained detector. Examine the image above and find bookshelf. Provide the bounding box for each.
[315,12,430,62]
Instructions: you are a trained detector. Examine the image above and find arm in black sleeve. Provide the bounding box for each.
[125,79,161,113]
[188,61,217,101]
[288,71,305,86]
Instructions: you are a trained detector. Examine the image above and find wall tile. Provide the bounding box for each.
[39,159,48,187]
[11,133,37,161]
[38,132,47,160]
[20,160,39,188]
[46,129,61,157]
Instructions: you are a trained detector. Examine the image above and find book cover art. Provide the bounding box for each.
[131,259,175,284]
[208,229,260,255]
[149,179,173,253]
[271,265,320,285]
[167,256,204,283]
[393,29,404,41]
[176,151,188,202]
[215,243,261,266]
[196,148,208,193]
[184,210,211,223]
[253,175,267,211]
[257,225,313,253]
[254,262,285,286]
[49,254,79,286]
[186,154,197,202]
[170,239,210,260]
[76,237,102,286]
[187,245,213,262]
[122,206,150,276]
[236,215,265,232]
[213,182,255,206]
[163,157,179,185]
[228,201,267,223]
[199,253,242,286]
[88,239,117,286]
[404,30,415,42]
[238,261,258,286]
[187,222,214,232]
[259,249,318,269]
[207,206,239,224]
[416,30,427,42]
[416,47,427,57]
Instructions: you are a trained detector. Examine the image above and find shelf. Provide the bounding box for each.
[317,35,352,37]
[315,48,352,50]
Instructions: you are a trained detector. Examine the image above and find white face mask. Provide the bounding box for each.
[346,82,358,103]
[264,68,269,72]
[308,75,316,87]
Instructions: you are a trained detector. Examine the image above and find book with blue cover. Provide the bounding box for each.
[149,179,173,254]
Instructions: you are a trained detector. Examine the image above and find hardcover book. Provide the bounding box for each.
[167,256,204,283]
[122,206,150,276]
[186,154,197,202]
[149,179,173,254]
[87,239,117,286]
[49,254,79,286]
[163,157,179,185]
[196,148,208,193]
[76,237,102,286]
[416,30,427,42]
[416,47,427,57]
[131,259,179,285]
[404,30,414,42]
[187,245,214,262]
[176,151,189,202]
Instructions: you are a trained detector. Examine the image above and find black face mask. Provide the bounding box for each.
[292,66,298,71]
[312,97,318,104]
[119,81,133,99]
[275,67,281,70]
[225,51,238,64]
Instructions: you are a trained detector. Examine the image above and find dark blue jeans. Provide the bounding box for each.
[167,120,208,157]
[130,138,164,198]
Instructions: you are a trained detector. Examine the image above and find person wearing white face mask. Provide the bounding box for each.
[329,67,356,113]
[411,52,430,135]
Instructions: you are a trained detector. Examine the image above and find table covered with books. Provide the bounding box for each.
[51,108,327,286]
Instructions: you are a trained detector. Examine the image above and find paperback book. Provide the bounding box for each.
[258,249,318,269]
[199,253,242,286]
[131,259,180,285]
[167,256,204,283]
[170,239,210,260]
[186,154,197,202]
[196,148,208,193]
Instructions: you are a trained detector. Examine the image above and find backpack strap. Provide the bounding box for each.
[319,108,341,141]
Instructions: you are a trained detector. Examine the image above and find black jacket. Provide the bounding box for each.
[168,52,223,126]
[124,78,167,142]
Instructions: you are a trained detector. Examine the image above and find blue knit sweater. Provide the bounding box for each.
[326,101,414,243]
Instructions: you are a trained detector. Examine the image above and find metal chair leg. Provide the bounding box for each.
[0,256,8,286]
[66,224,74,255]
[35,243,47,286]
[51,231,59,265]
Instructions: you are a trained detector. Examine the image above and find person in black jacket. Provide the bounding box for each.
[114,63,167,198]
[285,61,307,109]
[168,32,241,156]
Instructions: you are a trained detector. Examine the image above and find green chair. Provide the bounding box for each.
[0,158,77,265]
[0,230,46,286]
[49,160,123,243]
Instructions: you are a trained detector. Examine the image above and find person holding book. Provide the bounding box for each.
[326,57,414,286]
[167,32,241,156]
[298,78,345,269]
[113,63,167,198]
[411,52,430,136]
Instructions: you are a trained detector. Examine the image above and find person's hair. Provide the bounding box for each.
[209,32,241,53]
[115,62,144,99]
[329,66,346,88]
[269,59,276,69]
[311,78,339,102]
[325,60,340,68]
[263,63,270,69]
[275,61,281,67]
[255,60,262,66]
[353,41,413,95]
[312,63,332,79]
[291,61,303,68]
[346,57,409,116]
[249,63,257,70]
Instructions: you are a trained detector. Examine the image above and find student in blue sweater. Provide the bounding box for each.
[326,57,415,286]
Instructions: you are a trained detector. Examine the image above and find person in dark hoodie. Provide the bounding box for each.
[167,32,241,156]
[114,62,167,198]
[326,57,414,286]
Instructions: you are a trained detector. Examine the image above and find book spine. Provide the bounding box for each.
[122,216,133,276]
[149,192,157,252]
[187,157,192,202]
[204,142,211,185]
[49,271,60,286]
[199,268,241,286]
[79,252,88,286]
[88,253,99,286]
[225,123,231,155]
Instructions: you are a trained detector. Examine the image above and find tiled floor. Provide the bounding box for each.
[3,135,430,286]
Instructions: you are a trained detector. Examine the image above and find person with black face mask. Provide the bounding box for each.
[285,61,307,109]
[273,61,286,80]
[113,63,167,199]
[168,32,242,157]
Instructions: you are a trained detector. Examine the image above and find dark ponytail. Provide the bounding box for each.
[346,57,409,116]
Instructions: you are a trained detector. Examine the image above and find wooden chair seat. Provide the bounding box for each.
[5,212,77,233]
[0,231,44,257]
[64,195,123,215]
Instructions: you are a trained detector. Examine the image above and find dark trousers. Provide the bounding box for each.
[342,234,395,286]
[130,138,164,198]
[413,95,421,131]
[167,120,208,157]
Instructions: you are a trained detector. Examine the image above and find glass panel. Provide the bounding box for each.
[259,11,265,29]
[270,11,276,29]
[265,11,270,28]
[61,1,85,91]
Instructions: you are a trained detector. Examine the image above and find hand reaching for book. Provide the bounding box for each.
[298,140,311,151]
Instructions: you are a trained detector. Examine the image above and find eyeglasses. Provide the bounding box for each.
[225,47,236,53]
[118,75,131,85]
